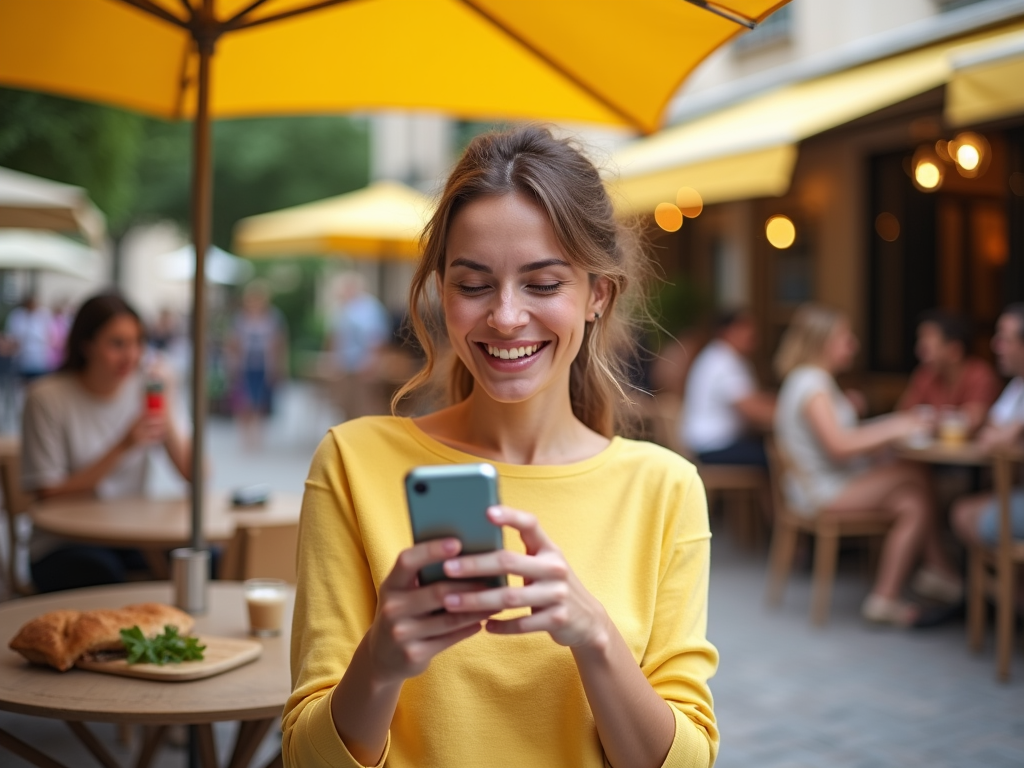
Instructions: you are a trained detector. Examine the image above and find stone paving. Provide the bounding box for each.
[2,382,1022,766]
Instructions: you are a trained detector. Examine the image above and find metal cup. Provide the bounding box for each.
[171,548,210,615]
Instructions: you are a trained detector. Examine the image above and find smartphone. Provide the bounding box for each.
[405,463,506,589]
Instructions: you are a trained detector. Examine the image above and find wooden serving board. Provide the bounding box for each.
[75,636,262,682]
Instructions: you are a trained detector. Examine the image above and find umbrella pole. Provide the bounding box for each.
[189,27,215,553]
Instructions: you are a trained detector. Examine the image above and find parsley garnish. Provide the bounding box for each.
[119,625,206,665]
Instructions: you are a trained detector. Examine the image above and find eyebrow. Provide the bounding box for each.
[448,257,572,274]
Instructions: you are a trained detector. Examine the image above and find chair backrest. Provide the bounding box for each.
[234,521,299,583]
[764,437,797,520]
[1,453,33,594]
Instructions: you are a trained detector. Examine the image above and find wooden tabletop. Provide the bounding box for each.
[31,492,301,549]
[0,582,293,724]
[897,442,1024,467]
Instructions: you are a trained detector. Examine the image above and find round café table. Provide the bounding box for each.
[0,581,292,768]
[30,493,301,579]
[896,441,996,467]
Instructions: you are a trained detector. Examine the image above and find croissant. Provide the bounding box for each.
[8,603,195,672]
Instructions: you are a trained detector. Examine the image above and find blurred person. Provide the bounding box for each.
[897,309,999,435]
[148,307,180,353]
[5,294,53,381]
[284,127,718,768]
[46,298,72,371]
[21,292,192,593]
[325,271,390,419]
[951,304,1024,547]
[681,308,775,466]
[226,280,288,447]
[774,304,961,627]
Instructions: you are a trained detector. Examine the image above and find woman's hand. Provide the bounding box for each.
[121,411,168,450]
[441,506,609,650]
[365,538,499,685]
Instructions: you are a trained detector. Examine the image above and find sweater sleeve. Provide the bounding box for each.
[643,467,719,768]
[20,385,68,492]
[281,432,391,768]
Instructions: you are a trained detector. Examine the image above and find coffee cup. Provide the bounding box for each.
[244,578,288,637]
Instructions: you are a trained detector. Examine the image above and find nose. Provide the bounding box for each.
[487,285,528,333]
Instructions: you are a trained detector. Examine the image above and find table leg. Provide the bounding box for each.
[196,723,218,768]
[0,726,71,768]
[134,725,167,768]
[67,721,123,768]
[227,718,274,768]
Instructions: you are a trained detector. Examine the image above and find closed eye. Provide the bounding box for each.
[455,284,490,295]
[529,283,562,293]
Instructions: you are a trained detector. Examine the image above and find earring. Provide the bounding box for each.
[592,311,601,321]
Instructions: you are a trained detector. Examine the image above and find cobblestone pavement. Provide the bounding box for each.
[2,384,1022,766]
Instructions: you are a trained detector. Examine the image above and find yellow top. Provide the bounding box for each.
[283,416,718,768]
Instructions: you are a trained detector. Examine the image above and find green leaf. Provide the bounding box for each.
[118,625,206,666]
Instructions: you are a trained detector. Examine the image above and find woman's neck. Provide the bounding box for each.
[77,368,123,399]
[417,389,609,466]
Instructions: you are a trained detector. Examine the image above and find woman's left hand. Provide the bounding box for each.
[441,505,609,649]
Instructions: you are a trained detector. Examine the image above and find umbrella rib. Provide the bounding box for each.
[224,0,274,26]
[456,0,647,133]
[225,0,357,31]
[682,1,757,30]
[175,0,195,18]
[116,0,190,28]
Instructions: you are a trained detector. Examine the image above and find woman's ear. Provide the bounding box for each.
[588,276,612,320]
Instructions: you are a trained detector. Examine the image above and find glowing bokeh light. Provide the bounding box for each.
[675,187,703,218]
[654,203,683,232]
[765,215,796,249]
[875,212,900,242]
[955,143,981,171]
[915,161,941,190]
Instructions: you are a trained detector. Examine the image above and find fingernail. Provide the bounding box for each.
[443,539,459,554]
[444,559,462,575]
[444,594,461,608]
[487,506,502,520]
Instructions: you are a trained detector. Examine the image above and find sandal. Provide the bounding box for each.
[911,568,964,604]
[861,594,919,628]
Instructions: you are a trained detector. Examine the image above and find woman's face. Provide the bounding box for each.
[441,192,608,406]
[822,318,858,373]
[84,314,143,382]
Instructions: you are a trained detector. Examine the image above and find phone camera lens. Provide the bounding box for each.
[413,482,428,495]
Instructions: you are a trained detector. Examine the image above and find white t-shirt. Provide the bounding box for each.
[6,306,53,373]
[682,340,756,453]
[989,377,1024,425]
[774,365,869,516]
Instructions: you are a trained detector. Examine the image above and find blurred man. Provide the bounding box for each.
[682,309,775,467]
[898,310,999,435]
[325,272,391,420]
[951,303,1024,546]
[5,295,53,382]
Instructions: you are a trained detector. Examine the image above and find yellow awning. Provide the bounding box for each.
[608,20,1024,215]
[946,30,1024,127]
[234,180,434,260]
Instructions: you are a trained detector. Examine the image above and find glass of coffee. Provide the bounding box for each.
[244,578,288,637]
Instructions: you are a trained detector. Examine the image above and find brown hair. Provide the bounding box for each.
[773,304,845,379]
[60,292,143,372]
[392,125,648,437]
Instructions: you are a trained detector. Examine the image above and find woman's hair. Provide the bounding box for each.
[773,304,845,379]
[392,125,648,437]
[60,292,143,372]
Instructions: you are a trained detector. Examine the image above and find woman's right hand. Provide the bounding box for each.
[121,411,168,450]
[365,538,498,685]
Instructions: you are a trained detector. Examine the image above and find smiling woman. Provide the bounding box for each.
[284,127,718,768]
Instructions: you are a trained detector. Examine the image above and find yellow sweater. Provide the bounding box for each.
[283,417,718,768]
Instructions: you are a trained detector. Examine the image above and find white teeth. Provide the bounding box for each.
[485,343,541,359]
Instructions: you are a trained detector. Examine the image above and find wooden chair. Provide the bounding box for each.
[764,439,892,625]
[966,450,1024,682]
[0,453,34,596]
[221,520,299,583]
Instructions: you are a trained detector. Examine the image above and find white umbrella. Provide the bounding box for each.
[160,244,254,286]
[0,167,106,247]
[0,229,102,280]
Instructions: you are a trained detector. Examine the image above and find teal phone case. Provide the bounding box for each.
[405,463,506,588]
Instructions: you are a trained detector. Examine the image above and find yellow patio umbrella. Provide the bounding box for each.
[234,180,433,260]
[0,0,789,549]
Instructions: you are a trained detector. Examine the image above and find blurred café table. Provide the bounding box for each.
[31,493,302,579]
[896,440,996,467]
[0,581,291,768]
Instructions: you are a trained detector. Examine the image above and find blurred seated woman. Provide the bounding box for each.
[21,292,192,593]
[773,305,961,626]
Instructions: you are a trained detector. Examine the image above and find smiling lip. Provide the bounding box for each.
[475,341,549,369]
